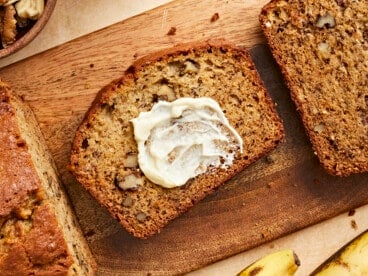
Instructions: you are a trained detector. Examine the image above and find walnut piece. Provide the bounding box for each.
[313,123,326,134]
[116,173,144,190]
[0,0,45,48]
[0,0,18,5]
[158,84,176,101]
[316,13,336,28]
[1,4,17,48]
[317,42,330,53]
[15,0,44,20]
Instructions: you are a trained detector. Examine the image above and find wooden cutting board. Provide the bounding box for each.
[1,0,367,274]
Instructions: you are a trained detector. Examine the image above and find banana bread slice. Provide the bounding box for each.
[69,40,284,239]
[260,0,368,176]
[0,81,96,275]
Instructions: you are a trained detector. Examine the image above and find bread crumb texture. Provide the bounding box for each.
[260,0,368,176]
[0,82,96,275]
[70,40,284,238]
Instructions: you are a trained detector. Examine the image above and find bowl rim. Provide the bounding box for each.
[0,0,57,59]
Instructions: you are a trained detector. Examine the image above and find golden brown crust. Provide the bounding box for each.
[0,82,96,274]
[0,85,40,217]
[0,85,72,275]
[70,40,284,238]
[0,205,72,276]
[259,0,368,176]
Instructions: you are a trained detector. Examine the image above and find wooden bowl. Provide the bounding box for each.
[0,0,57,59]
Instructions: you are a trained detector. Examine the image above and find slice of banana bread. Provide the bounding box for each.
[0,81,96,275]
[260,0,368,176]
[69,40,284,238]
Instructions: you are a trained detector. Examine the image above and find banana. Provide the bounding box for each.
[311,230,368,275]
[237,249,300,276]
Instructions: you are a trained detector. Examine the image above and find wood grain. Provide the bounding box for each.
[0,0,367,275]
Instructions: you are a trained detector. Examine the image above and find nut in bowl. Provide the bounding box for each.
[0,0,56,58]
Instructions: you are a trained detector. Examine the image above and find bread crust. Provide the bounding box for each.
[69,40,284,238]
[0,82,96,275]
[259,0,368,176]
[0,86,40,217]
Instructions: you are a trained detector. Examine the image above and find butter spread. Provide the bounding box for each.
[131,97,243,188]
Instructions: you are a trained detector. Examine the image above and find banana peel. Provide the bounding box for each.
[311,230,368,275]
[237,249,300,276]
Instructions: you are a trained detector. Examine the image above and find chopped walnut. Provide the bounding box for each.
[313,123,326,134]
[16,0,45,20]
[122,195,133,207]
[115,173,144,190]
[0,0,45,48]
[136,212,147,222]
[157,84,176,101]
[1,4,17,47]
[316,13,336,28]
[184,60,199,73]
[0,0,18,5]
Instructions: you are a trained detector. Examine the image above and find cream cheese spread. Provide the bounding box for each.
[131,97,243,188]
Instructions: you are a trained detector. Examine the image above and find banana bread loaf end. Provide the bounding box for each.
[0,81,96,275]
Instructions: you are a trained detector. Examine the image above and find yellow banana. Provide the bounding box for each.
[311,230,368,276]
[237,249,300,276]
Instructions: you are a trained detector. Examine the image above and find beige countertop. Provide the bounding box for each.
[1,1,367,275]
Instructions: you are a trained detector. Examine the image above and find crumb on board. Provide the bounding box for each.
[211,12,220,22]
[167,27,176,36]
[351,219,358,230]
[348,209,356,216]
[265,154,276,164]
[89,63,94,68]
